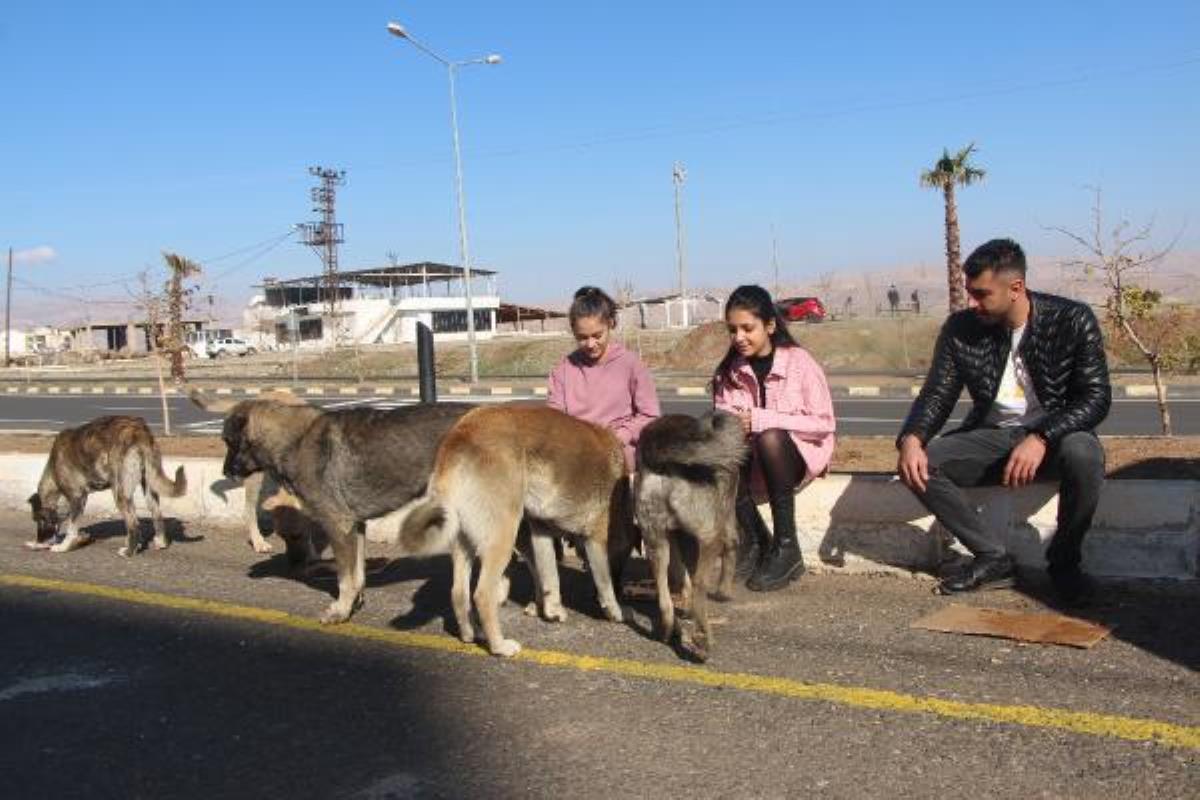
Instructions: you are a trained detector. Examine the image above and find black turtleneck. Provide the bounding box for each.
[748,349,774,407]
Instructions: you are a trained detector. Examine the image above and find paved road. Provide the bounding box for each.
[0,394,1194,437]
[0,509,1196,798]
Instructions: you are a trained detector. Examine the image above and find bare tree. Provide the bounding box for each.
[130,270,173,435]
[1048,187,1180,434]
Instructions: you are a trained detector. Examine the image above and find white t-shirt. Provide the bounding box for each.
[987,324,1044,428]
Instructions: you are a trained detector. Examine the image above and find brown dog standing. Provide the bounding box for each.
[28,416,187,557]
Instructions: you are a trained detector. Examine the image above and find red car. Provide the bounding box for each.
[775,296,827,323]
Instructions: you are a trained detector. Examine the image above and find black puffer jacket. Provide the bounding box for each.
[899,291,1112,447]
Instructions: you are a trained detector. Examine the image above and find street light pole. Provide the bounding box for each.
[387,21,500,385]
[672,162,688,328]
[4,247,12,367]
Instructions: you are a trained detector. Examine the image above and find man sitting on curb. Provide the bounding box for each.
[896,238,1111,602]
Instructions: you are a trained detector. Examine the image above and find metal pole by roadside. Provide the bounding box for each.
[417,321,436,403]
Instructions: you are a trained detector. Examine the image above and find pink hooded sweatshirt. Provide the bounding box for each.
[547,341,661,471]
[713,344,836,494]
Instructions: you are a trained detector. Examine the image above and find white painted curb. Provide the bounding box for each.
[2,454,1194,580]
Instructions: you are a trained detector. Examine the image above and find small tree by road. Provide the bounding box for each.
[1049,188,1183,435]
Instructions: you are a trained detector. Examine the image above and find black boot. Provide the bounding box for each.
[734,494,771,582]
[747,495,804,592]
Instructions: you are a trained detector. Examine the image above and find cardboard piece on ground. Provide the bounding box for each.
[911,604,1111,649]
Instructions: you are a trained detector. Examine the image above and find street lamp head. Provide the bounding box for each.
[484,54,502,65]
[386,22,408,39]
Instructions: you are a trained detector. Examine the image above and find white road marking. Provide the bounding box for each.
[0,673,120,702]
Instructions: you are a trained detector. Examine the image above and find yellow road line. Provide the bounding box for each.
[3,572,1197,751]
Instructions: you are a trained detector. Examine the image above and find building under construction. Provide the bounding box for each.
[249,261,502,347]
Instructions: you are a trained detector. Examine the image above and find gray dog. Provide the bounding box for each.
[634,410,748,662]
[206,394,475,624]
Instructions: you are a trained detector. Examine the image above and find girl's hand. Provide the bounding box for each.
[736,409,753,435]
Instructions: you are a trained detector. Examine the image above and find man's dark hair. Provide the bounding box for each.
[963,238,1027,280]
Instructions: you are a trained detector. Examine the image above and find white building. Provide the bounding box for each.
[250,262,501,348]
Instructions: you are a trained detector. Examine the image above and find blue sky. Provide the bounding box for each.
[2,1,1198,323]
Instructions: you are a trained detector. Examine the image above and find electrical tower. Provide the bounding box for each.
[298,166,346,346]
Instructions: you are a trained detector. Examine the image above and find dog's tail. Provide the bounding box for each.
[143,446,188,498]
[393,494,457,555]
[187,386,238,414]
[637,411,749,474]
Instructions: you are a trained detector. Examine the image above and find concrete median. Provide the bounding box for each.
[1,453,1195,580]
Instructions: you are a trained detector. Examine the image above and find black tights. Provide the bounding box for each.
[738,429,807,541]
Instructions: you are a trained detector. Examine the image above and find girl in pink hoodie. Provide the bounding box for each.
[548,286,661,472]
[713,284,836,592]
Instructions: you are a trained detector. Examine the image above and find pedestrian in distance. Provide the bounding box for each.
[887,284,901,315]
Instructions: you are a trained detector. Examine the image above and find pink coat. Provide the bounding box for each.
[547,341,661,471]
[713,345,836,492]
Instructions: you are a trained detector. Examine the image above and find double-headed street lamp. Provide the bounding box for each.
[387,21,501,385]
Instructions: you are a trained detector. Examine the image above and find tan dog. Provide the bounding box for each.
[28,416,187,557]
[395,405,633,657]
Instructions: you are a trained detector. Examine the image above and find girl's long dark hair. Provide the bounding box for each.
[713,284,798,390]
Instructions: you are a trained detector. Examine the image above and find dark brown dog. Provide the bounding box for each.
[28,416,187,557]
[634,411,748,661]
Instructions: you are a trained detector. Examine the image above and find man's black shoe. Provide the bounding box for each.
[1048,564,1091,607]
[937,555,1016,594]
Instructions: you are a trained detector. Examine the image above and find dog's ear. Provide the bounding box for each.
[188,386,237,414]
[27,493,41,512]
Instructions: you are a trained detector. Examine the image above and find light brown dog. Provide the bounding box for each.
[28,416,187,557]
[395,405,633,657]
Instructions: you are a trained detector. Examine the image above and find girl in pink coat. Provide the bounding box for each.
[713,285,836,592]
[548,286,661,472]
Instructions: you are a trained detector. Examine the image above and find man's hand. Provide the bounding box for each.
[1003,433,1047,488]
[897,434,929,493]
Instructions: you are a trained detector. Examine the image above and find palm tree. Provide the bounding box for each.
[921,143,986,312]
[161,252,202,381]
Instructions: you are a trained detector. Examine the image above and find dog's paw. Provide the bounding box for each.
[458,625,476,644]
[489,638,522,658]
[543,603,568,623]
[318,605,352,625]
[51,533,90,553]
[602,603,625,624]
[116,545,132,558]
[23,540,53,551]
[523,602,539,618]
[152,538,170,551]
[249,538,274,554]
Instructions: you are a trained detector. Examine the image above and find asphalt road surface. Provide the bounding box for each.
[0,509,1196,799]
[0,393,1193,437]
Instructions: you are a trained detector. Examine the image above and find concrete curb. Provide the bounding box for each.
[3,453,1194,581]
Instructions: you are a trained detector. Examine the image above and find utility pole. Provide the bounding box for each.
[299,166,346,348]
[672,162,688,327]
[4,247,12,367]
[771,224,780,299]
